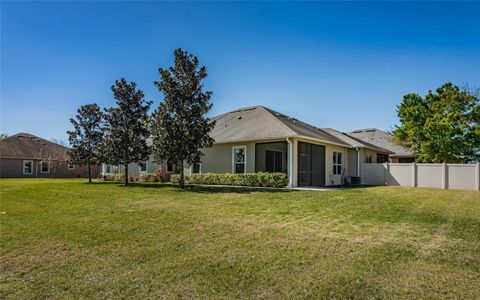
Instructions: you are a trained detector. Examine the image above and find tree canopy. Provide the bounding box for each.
[103,79,152,185]
[67,103,104,183]
[393,82,480,163]
[151,49,215,188]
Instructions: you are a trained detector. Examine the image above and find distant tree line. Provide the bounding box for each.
[67,49,215,186]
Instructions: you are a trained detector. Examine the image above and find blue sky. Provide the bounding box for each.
[1,1,479,141]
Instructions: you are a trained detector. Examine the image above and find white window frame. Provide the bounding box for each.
[105,164,112,174]
[23,160,33,175]
[166,162,174,173]
[191,163,202,174]
[232,146,247,174]
[68,164,75,170]
[139,161,148,173]
[333,151,342,175]
[40,161,50,174]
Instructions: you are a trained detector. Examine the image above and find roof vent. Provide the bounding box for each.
[237,115,242,120]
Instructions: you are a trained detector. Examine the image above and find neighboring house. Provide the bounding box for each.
[0,133,100,178]
[188,106,395,187]
[321,128,394,179]
[101,138,176,181]
[348,128,416,163]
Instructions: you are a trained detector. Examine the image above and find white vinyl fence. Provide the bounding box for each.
[361,163,480,191]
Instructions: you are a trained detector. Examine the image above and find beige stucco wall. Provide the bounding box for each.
[200,142,256,173]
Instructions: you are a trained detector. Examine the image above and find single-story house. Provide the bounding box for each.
[102,105,398,187]
[348,128,416,163]
[191,106,395,187]
[0,133,100,178]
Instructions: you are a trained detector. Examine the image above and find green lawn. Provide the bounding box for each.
[1,179,479,299]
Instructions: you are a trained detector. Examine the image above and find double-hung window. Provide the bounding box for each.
[192,163,201,174]
[232,146,246,174]
[166,163,174,173]
[23,160,33,175]
[40,161,50,173]
[139,161,147,173]
[333,152,342,175]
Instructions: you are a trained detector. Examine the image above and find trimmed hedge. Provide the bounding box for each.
[139,173,160,182]
[171,172,288,188]
[103,173,125,182]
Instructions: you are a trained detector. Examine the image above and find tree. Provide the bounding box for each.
[39,142,70,177]
[393,82,480,163]
[151,49,215,188]
[67,104,104,183]
[0,134,8,140]
[103,78,152,185]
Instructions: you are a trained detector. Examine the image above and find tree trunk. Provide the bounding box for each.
[124,163,129,186]
[88,163,92,184]
[179,160,185,188]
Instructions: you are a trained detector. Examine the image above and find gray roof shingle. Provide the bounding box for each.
[322,128,394,154]
[0,133,69,159]
[210,106,350,146]
[348,128,414,157]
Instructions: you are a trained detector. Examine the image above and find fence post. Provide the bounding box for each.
[476,162,480,191]
[385,163,389,186]
[412,162,417,187]
[442,162,447,189]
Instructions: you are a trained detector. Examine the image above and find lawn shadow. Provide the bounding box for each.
[91,181,294,194]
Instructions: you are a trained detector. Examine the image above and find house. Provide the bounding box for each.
[187,106,394,187]
[348,128,416,163]
[101,106,400,187]
[101,138,175,181]
[0,133,100,178]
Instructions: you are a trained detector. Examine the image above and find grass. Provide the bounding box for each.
[1,179,479,299]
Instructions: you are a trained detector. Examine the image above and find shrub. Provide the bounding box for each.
[103,174,115,181]
[139,173,159,182]
[171,172,288,188]
[114,173,125,182]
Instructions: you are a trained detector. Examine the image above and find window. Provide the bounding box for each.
[333,152,342,175]
[366,155,373,163]
[23,160,33,175]
[192,163,201,174]
[377,154,388,164]
[232,146,246,173]
[40,161,50,173]
[139,161,147,173]
[166,163,174,173]
[105,165,112,174]
[68,164,75,170]
[265,150,283,173]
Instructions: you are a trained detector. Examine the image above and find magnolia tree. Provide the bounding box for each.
[151,49,215,188]
[393,82,480,163]
[103,79,152,185]
[67,104,104,183]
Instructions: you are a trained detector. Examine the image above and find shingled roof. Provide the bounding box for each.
[0,133,69,159]
[210,106,350,146]
[322,128,394,154]
[348,128,414,157]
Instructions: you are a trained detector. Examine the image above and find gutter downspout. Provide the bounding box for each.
[286,137,293,187]
[356,148,360,177]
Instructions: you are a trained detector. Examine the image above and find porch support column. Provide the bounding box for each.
[286,137,293,187]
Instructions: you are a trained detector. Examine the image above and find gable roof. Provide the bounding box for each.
[0,133,69,159]
[210,106,350,146]
[322,128,394,154]
[348,128,414,157]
